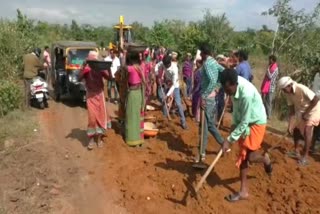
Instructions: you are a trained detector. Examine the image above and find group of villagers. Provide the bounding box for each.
[78,43,320,202]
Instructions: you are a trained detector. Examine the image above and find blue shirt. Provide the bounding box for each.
[236,61,252,81]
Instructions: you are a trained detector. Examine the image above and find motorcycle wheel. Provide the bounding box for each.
[53,81,61,102]
[39,102,45,109]
[54,89,61,102]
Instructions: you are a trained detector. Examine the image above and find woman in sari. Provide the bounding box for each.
[125,52,146,146]
[79,51,110,150]
[192,59,203,123]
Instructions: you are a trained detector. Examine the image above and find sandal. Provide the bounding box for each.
[87,140,95,150]
[97,141,104,148]
[107,122,112,129]
[286,151,301,159]
[298,158,309,166]
[225,193,248,202]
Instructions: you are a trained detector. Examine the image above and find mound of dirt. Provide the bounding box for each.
[2,100,320,214]
[101,110,320,214]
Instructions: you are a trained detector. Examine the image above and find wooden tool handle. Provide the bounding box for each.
[267,133,289,152]
[195,149,223,193]
[160,85,172,121]
[217,95,229,129]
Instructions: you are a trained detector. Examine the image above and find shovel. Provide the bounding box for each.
[193,97,230,193]
[192,109,207,169]
[195,149,223,193]
[267,133,289,153]
[159,84,172,121]
[192,99,227,170]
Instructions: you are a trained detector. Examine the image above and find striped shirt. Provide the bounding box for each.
[201,56,224,99]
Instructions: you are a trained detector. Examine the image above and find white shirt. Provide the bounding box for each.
[312,72,320,98]
[43,50,51,66]
[154,61,164,76]
[164,63,180,96]
[105,56,120,78]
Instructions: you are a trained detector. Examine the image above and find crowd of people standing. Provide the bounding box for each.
[23,42,320,202]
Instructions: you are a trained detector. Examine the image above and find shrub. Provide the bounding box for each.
[0,80,23,117]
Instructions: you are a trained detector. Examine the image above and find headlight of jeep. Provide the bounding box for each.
[68,70,80,83]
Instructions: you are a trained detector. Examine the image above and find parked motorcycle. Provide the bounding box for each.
[30,76,49,109]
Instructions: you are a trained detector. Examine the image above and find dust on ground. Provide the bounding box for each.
[0,100,320,214]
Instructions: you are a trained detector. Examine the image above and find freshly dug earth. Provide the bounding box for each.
[101,105,320,214]
[1,100,320,214]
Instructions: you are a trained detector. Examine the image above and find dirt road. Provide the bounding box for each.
[1,100,320,214]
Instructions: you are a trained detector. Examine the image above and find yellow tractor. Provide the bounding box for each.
[109,16,133,51]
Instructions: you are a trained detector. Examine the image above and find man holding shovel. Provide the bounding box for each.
[196,45,225,162]
[278,76,320,165]
[157,55,187,129]
[220,69,272,202]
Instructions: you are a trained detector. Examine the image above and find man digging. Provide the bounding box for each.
[220,69,272,202]
[278,76,320,165]
[161,55,188,129]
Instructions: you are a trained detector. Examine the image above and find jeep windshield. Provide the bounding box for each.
[67,49,94,65]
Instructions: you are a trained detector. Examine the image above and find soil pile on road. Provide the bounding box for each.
[101,110,320,214]
[1,101,320,214]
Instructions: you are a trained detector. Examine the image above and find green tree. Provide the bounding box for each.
[263,0,320,83]
[178,23,205,56]
[198,10,233,53]
[70,20,83,40]
[146,22,175,48]
[130,21,149,43]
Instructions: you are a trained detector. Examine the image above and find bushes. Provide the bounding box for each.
[0,20,27,117]
[0,11,39,117]
[0,80,23,117]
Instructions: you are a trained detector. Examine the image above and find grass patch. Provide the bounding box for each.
[0,110,38,145]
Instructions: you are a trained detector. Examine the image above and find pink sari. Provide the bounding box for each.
[141,61,152,105]
[82,66,110,137]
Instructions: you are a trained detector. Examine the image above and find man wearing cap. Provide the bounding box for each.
[278,76,320,165]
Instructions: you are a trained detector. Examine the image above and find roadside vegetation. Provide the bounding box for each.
[0,110,37,147]
[0,0,319,124]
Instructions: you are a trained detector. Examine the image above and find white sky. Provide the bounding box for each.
[1,0,318,30]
